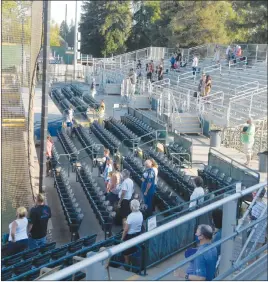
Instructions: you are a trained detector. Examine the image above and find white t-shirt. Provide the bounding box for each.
[152,167,158,185]
[126,211,143,234]
[66,109,74,123]
[192,57,198,67]
[9,217,28,242]
[119,178,134,200]
[189,187,205,208]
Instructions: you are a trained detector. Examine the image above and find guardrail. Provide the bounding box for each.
[41,181,267,280]
[228,56,247,69]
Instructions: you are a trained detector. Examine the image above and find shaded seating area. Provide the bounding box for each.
[51,88,71,114]
[143,148,195,201]
[76,163,115,238]
[57,131,78,163]
[91,121,121,154]
[121,114,155,142]
[53,168,84,240]
[73,125,100,159]
[105,117,139,148]
[167,142,192,168]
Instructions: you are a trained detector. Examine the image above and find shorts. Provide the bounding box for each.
[120,199,131,219]
[244,142,254,155]
[122,232,141,256]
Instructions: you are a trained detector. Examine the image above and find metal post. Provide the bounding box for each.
[39,0,51,193]
[255,45,258,63]
[73,1,78,80]
[219,194,237,275]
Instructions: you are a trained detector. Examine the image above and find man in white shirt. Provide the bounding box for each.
[65,107,74,137]
[118,169,134,225]
[189,177,205,208]
[192,55,199,77]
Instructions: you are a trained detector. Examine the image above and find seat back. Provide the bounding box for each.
[2,253,22,267]
[40,242,57,254]
[1,267,14,280]
[13,259,33,275]
[83,234,97,247]
[51,246,68,260]
[68,241,84,253]
[23,247,40,260]
[32,253,51,267]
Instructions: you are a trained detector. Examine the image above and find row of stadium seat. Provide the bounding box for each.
[51,144,60,169]
[121,114,155,141]
[76,163,115,237]
[198,165,236,192]
[122,156,182,212]
[1,234,107,281]
[69,84,100,110]
[73,125,100,159]
[61,87,88,117]
[167,142,191,166]
[53,169,84,237]
[91,121,121,154]
[57,131,78,163]
[143,148,195,201]
[105,118,139,147]
[51,88,71,114]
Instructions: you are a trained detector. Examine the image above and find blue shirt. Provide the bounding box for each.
[193,243,218,280]
[212,229,222,256]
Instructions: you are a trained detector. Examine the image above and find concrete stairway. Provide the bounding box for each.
[172,112,202,134]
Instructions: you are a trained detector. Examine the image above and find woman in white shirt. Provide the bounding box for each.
[189,177,205,209]
[121,199,143,265]
[8,207,29,255]
[151,159,158,213]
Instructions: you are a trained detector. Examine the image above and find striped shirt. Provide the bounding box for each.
[250,201,267,244]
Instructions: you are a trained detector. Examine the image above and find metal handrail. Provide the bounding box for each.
[41,182,267,280]
[170,152,192,168]
[234,81,259,96]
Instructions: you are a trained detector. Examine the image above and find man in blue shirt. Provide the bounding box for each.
[174,224,218,280]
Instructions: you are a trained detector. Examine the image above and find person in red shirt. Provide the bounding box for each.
[46,135,53,176]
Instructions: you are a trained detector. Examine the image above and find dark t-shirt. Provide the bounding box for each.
[29,205,51,239]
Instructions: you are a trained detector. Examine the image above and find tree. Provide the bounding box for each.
[231,1,268,43]
[50,20,61,46]
[126,1,163,51]
[167,1,237,47]
[66,20,75,48]
[60,20,69,42]
[80,1,132,57]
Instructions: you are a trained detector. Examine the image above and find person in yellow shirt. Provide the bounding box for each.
[97,100,105,126]
[241,117,255,166]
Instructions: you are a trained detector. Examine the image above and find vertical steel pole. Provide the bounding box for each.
[219,195,237,275]
[73,1,78,80]
[39,0,51,193]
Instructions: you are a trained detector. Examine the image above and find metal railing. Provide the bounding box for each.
[41,181,267,280]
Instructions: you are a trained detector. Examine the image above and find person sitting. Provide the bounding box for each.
[121,199,143,267]
[8,207,29,256]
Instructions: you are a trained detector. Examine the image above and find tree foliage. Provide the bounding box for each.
[50,20,61,46]
[60,20,75,48]
[80,0,132,57]
[79,0,268,55]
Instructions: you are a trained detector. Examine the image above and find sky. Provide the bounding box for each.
[51,1,82,26]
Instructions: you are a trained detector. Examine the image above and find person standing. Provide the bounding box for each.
[118,169,134,226]
[121,199,143,266]
[158,63,164,81]
[247,188,267,263]
[107,172,121,208]
[99,148,110,176]
[192,55,199,77]
[241,117,255,166]
[174,224,218,281]
[66,106,74,137]
[97,100,105,127]
[205,75,212,97]
[90,78,96,98]
[104,159,113,191]
[151,159,158,213]
[189,177,205,209]
[28,194,52,249]
[128,68,137,98]
[141,159,156,217]
[226,45,231,62]
[136,60,142,79]
[213,45,220,63]
[8,207,29,256]
[46,135,53,177]
[147,61,154,82]
[198,74,206,97]
[170,54,176,70]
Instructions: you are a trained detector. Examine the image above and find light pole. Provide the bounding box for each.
[39,0,51,193]
[73,1,78,80]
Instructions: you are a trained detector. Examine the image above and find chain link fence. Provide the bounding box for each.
[1,0,43,234]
